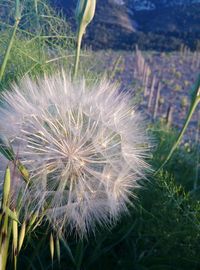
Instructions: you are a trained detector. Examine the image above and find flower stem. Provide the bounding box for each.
[155,75,200,174]
[73,28,83,80]
[193,110,200,190]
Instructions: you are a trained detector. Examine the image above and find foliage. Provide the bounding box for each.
[151,123,200,189]
[9,163,200,270]
[0,0,75,89]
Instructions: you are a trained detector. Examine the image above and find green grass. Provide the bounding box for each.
[15,169,200,270]
[0,0,75,90]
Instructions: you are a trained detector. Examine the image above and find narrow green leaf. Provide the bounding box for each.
[2,167,11,209]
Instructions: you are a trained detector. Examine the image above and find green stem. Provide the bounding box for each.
[73,27,84,80]
[155,77,200,174]
[0,21,19,82]
[193,112,200,190]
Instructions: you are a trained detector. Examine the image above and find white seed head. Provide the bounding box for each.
[0,73,151,236]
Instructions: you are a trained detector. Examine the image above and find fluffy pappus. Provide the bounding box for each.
[0,72,151,236]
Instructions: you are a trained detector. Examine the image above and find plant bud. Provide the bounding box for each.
[18,222,26,253]
[76,0,96,33]
[12,211,18,256]
[50,233,54,262]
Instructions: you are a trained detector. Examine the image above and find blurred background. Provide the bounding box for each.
[51,0,200,51]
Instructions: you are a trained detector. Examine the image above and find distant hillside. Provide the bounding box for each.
[50,0,200,51]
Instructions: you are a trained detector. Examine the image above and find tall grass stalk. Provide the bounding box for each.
[0,0,21,82]
[148,75,156,110]
[109,55,122,80]
[153,82,161,120]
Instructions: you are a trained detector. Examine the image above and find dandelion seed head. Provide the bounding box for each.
[0,73,151,236]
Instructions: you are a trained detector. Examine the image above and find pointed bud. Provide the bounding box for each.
[12,210,18,256]
[191,74,200,103]
[75,0,96,34]
[197,86,200,99]
[18,222,26,253]
[50,233,54,262]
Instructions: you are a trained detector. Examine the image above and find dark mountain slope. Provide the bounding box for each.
[50,0,200,51]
